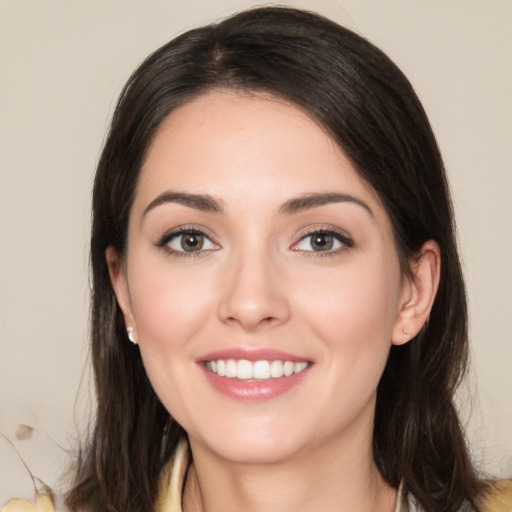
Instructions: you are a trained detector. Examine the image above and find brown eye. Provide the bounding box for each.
[293,229,352,253]
[181,232,204,251]
[162,229,216,254]
[310,233,334,251]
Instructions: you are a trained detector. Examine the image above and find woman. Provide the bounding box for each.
[51,6,509,512]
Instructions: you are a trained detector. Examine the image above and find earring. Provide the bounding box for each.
[127,326,137,345]
[402,327,411,336]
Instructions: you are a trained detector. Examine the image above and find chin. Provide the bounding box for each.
[189,420,311,465]
[211,438,303,465]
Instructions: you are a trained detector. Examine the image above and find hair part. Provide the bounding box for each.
[67,7,483,511]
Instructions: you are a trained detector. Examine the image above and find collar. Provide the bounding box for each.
[157,438,410,512]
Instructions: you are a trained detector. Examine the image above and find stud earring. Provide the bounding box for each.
[127,326,137,345]
[402,328,411,336]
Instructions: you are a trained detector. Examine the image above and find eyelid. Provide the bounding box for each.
[290,226,354,254]
[156,225,220,255]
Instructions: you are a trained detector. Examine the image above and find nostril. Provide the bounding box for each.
[223,313,281,330]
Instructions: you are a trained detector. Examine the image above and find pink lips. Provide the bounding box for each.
[198,348,311,402]
[199,347,309,363]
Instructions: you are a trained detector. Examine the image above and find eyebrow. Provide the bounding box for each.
[142,190,373,219]
[278,192,373,216]
[143,192,224,218]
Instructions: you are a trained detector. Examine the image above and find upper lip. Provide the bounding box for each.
[198,348,311,363]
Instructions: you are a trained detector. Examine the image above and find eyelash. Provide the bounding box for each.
[291,228,354,256]
[155,226,354,258]
[156,226,218,258]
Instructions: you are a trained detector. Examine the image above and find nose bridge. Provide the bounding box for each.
[218,243,290,330]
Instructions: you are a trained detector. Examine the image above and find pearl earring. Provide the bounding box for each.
[127,326,137,345]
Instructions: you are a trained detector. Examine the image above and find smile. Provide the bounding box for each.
[205,359,309,380]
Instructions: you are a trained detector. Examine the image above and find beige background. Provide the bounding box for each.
[1,0,511,502]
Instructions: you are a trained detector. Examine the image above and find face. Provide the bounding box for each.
[110,91,413,465]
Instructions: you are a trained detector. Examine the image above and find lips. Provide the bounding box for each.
[198,349,312,401]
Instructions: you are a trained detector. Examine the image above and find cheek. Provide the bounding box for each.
[290,259,401,430]
[126,258,219,423]
[128,259,216,347]
[299,255,400,335]
[294,254,402,382]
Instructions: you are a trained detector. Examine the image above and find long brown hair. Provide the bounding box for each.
[67,7,483,511]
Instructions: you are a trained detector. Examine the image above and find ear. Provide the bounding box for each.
[392,240,441,345]
[106,246,138,340]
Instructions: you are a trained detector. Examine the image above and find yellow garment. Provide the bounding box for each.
[1,494,54,512]
[2,441,510,512]
[155,439,512,512]
[156,438,190,512]
[478,479,512,512]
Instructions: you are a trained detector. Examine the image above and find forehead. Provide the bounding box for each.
[137,90,383,213]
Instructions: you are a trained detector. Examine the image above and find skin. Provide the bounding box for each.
[108,90,440,512]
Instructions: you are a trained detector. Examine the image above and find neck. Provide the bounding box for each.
[182,428,397,512]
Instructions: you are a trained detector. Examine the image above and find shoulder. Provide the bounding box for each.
[478,479,512,512]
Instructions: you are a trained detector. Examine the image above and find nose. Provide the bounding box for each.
[217,248,291,331]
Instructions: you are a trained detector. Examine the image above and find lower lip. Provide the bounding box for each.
[200,365,310,401]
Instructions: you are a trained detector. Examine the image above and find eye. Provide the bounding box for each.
[292,229,352,253]
[159,229,217,254]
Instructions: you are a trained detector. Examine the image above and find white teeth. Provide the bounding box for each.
[270,360,283,378]
[294,362,308,374]
[225,359,237,378]
[217,359,226,377]
[253,360,271,379]
[237,359,253,379]
[283,361,294,376]
[205,359,309,380]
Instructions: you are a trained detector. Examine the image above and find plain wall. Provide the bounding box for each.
[1,0,511,502]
